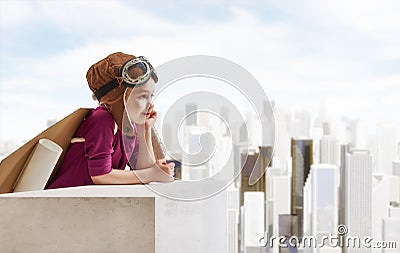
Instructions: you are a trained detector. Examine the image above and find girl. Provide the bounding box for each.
[47,52,174,189]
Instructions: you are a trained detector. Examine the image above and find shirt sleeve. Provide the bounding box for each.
[83,109,116,177]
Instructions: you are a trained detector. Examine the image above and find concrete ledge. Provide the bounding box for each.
[0,197,155,253]
[0,179,228,252]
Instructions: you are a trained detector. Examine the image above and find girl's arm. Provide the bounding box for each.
[135,124,156,169]
[134,103,158,170]
[91,159,174,184]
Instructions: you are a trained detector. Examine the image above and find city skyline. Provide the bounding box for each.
[1,1,399,252]
[1,98,399,252]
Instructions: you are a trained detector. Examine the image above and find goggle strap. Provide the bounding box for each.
[116,77,124,86]
[151,71,158,83]
[94,79,119,100]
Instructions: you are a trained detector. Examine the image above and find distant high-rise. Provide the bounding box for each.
[227,187,239,253]
[273,107,292,169]
[181,125,211,180]
[391,160,400,206]
[293,111,311,139]
[371,173,390,252]
[239,122,248,143]
[220,106,229,136]
[257,145,273,190]
[377,124,397,175]
[265,167,283,240]
[339,144,350,231]
[240,151,259,207]
[303,164,339,243]
[243,192,265,251]
[291,138,313,238]
[320,135,339,166]
[344,150,372,253]
[185,103,197,126]
[393,160,400,176]
[239,146,273,205]
[382,219,400,253]
[268,174,291,253]
[233,143,248,187]
[261,101,275,147]
[310,127,323,165]
[398,142,400,160]
[322,122,330,135]
[278,215,298,253]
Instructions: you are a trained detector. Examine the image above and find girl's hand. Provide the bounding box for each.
[155,159,175,178]
[144,103,157,131]
[134,159,175,183]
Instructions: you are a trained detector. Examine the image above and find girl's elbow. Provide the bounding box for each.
[91,172,112,185]
[91,175,103,184]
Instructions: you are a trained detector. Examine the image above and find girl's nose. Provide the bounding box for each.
[146,103,153,112]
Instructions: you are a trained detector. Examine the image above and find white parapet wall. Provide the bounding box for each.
[0,196,155,252]
[0,179,228,253]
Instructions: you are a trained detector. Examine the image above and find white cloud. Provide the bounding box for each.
[35,0,179,38]
[0,0,399,143]
[0,1,37,31]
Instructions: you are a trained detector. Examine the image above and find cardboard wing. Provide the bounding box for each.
[0,108,91,194]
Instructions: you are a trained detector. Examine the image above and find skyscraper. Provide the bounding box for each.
[339,144,350,229]
[391,160,400,206]
[227,186,239,253]
[240,150,259,207]
[292,111,311,139]
[303,164,339,243]
[273,107,292,169]
[271,175,291,253]
[265,167,283,240]
[185,129,211,180]
[278,215,298,253]
[371,173,390,253]
[185,103,198,126]
[243,192,265,252]
[377,124,397,175]
[393,160,400,176]
[291,138,313,238]
[310,127,323,165]
[239,146,273,206]
[320,135,339,166]
[398,142,400,160]
[382,206,400,253]
[344,150,372,253]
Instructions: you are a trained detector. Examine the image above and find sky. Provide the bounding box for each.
[1,0,399,146]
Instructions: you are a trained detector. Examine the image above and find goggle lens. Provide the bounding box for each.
[126,62,147,80]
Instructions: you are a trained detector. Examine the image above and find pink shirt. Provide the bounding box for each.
[47,106,137,189]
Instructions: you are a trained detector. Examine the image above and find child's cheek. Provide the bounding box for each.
[137,99,147,111]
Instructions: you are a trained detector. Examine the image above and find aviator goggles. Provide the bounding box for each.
[94,56,158,100]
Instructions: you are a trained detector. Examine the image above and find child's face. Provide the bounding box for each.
[124,79,156,124]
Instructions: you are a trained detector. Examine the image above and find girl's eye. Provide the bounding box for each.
[139,94,154,99]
